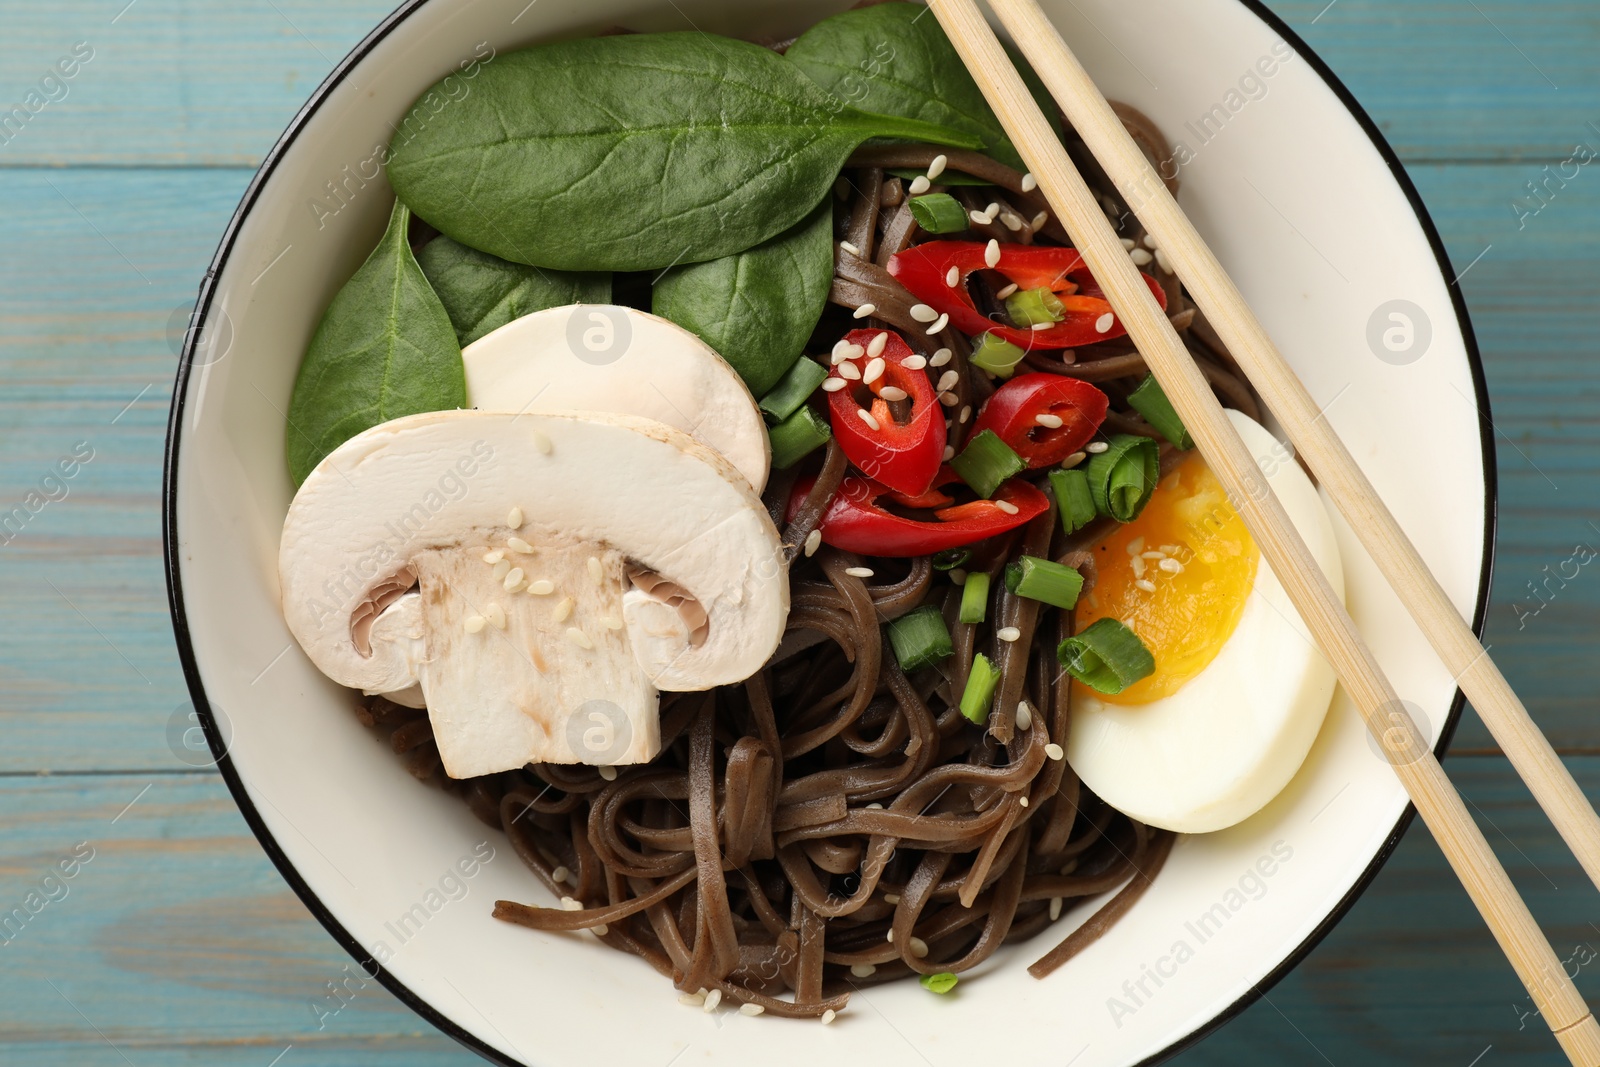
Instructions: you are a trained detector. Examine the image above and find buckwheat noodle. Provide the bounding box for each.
[361,102,1270,1016]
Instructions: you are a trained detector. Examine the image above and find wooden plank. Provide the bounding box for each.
[0,762,1592,1064]
[0,2,1594,165]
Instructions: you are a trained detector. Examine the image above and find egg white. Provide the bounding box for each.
[1066,409,1344,834]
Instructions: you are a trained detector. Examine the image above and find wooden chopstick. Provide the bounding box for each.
[923,1,1600,1062]
[984,0,1600,904]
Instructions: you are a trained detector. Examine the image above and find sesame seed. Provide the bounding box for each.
[945,265,960,287]
[1032,211,1049,229]
[837,361,862,381]
[1131,556,1146,579]
[593,924,609,936]
[942,445,954,461]
[598,764,617,781]
[949,569,968,585]
[1046,743,1065,761]
[1142,551,1167,560]
[588,556,604,584]
[483,549,505,564]
[1016,702,1032,730]
[1144,234,1160,249]
[1127,537,1146,555]
[1020,796,1030,807]
[908,175,932,196]
[853,303,877,319]
[1001,213,1023,231]
[528,579,554,595]
[936,370,960,393]
[985,201,1001,219]
[567,627,594,649]
[997,626,1022,642]
[879,386,908,402]
[1032,321,1053,332]
[1049,897,1063,921]
[822,378,848,392]
[679,991,706,1008]
[1155,248,1174,274]
[841,342,866,361]
[996,282,1020,299]
[492,559,511,581]
[958,404,971,424]
[930,347,953,367]
[909,937,929,959]
[927,312,949,335]
[866,802,884,809]
[703,989,722,1012]
[840,240,862,257]
[902,354,928,371]
[994,500,1020,515]
[1036,413,1064,428]
[1130,248,1153,266]
[487,603,506,629]
[928,154,948,179]
[504,568,526,591]
[845,567,875,579]
[1135,579,1157,593]
[740,1003,765,1016]
[1122,238,1137,250]
[1095,313,1115,334]
[985,239,1001,268]
[561,896,582,911]
[1160,558,1183,574]
[863,357,886,384]
[871,333,893,359]
[821,1009,837,1025]
[939,392,959,407]
[464,615,486,634]
[969,210,990,226]
[856,408,881,430]
[552,596,574,623]
[507,537,534,554]
[1061,451,1086,468]
[507,507,524,529]
[1086,441,1110,454]
[887,931,897,944]
[851,963,877,978]
[551,865,571,883]
[532,430,553,455]
[804,530,823,557]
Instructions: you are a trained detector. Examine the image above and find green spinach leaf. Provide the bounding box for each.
[653,200,833,396]
[416,236,611,346]
[386,32,980,273]
[786,2,1060,174]
[286,200,465,485]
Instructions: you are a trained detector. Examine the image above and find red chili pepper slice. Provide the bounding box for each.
[969,374,1109,468]
[825,328,945,497]
[788,467,1048,558]
[887,241,1168,351]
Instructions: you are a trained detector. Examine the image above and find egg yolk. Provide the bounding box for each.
[1074,453,1259,704]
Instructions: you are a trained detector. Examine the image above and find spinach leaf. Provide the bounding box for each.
[652,200,833,397]
[786,2,1060,174]
[416,236,611,346]
[285,200,465,485]
[386,32,980,273]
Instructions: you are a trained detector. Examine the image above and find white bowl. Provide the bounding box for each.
[163,1,1493,1064]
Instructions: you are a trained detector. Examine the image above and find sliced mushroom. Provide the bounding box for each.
[463,305,770,492]
[279,409,787,779]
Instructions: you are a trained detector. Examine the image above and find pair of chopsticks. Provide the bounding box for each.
[924,0,1600,1061]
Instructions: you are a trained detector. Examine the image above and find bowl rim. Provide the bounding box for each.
[161,2,1496,1063]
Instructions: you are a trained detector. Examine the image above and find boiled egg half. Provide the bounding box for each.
[1066,409,1343,834]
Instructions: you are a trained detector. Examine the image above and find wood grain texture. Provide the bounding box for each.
[0,0,1596,1063]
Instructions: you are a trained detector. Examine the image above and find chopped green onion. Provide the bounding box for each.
[932,548,971,572]
[1004,560,1023,594]
[1049,468,1097,535]
[1009,556,1084,610]
[907,193,970,234]
[888,605,954,673]
[920,972,960,994]
[1126,374,1193,450]
[759,358,829,423]
[950,429,1025,498]
[1005,286,1065,327]
[958,571,991,624]
[968,332,1027,378]
[959,653,1001,724]
[1057,618,1156,695]
[768,405,831,470]
[1085,434,1160,522]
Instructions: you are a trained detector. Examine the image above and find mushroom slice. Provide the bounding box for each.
[278,409,787,779]
[462,305,770,492]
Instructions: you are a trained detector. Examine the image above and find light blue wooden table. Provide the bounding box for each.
[1,1,1596,1063]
